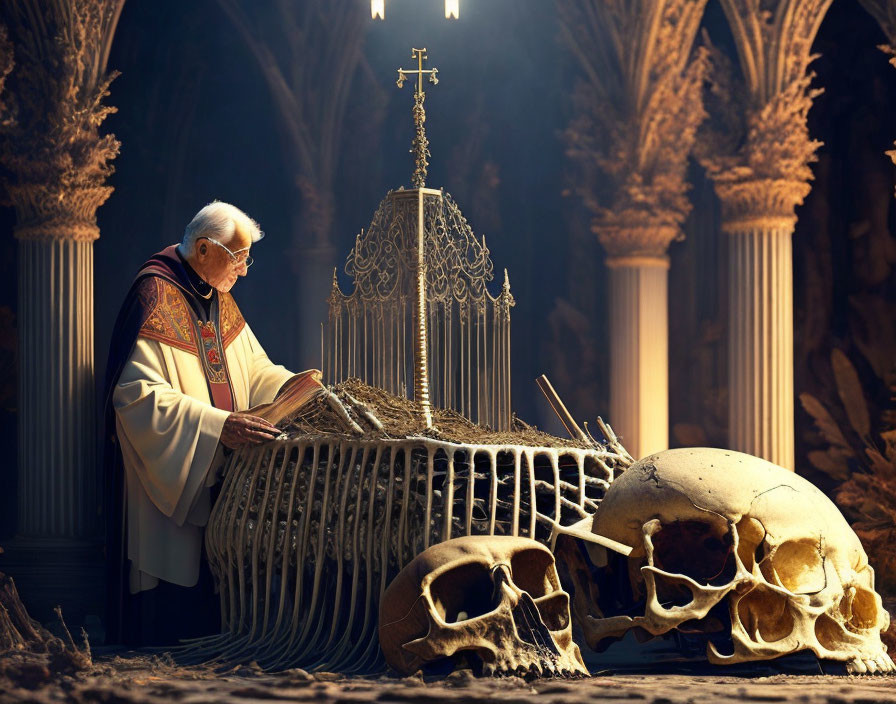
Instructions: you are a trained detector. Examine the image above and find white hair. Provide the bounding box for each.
[182,201,264,254]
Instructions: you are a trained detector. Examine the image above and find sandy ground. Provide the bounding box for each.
[1,651,895,704]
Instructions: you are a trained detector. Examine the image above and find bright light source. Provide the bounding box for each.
[445,0,459,19]
[371,0,384,19]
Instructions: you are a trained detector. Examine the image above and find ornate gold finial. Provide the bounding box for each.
[397,48,439,188]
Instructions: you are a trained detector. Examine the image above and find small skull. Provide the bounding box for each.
[563,448,894,674]
[379,535,588,678]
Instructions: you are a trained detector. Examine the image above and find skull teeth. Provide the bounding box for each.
[485,664,585,680]
[846,653,896,676]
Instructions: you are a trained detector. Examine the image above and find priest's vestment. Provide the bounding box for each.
[104,245,293,638]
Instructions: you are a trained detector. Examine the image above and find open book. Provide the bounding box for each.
[249,369,324,426]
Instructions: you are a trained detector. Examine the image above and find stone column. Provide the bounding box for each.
[708,184,806,471]
[723,214,796,468]
[709,176,815,473]
[606,255,670,458]
[0,0,123,629]
[701,0,831,469]
[16,233,97,538]
[558,0,708,458]
[4,224,106,631]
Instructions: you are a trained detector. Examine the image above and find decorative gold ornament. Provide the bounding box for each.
[698,0,832,225]
[397,48,439,189]
[0,0,124,243]
[559,0,709,258]
[325,49,514,431]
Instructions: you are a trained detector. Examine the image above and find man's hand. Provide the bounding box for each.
[220,412,281,449]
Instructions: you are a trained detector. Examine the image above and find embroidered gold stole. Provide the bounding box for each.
[135,276,245,411]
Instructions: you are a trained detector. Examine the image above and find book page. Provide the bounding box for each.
[249,369,323,426]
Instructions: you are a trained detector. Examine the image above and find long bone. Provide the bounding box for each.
[267,439,338,667]
[257,443,301,641]
[215,445,283,663]
[254,440,322,664]
[177,447,256,655]
[266,442,314,647]
[285,442,359,667]
[182,446,270,661]
[181,433,628,671]
[317,444,384,671]
[313,444,373,669]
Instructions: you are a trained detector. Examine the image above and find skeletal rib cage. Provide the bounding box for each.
[184,384,632,673]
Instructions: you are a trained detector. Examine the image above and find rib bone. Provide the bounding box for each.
[183,431,628,672]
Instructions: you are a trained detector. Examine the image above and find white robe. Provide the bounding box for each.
[114,314,293,593]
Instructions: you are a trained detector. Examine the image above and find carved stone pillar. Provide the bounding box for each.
[701,0,831,469]
[559,0,708,458]
[718,198,797,469]
[0,0,123,628]
[16,227,98,537]
[709,179,810,471]
[605,251,670,458]
[711,181,806,469]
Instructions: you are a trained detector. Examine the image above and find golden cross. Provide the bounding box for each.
[396,48,439,92]
[396,48,439,188]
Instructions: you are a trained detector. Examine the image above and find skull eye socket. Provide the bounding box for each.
[761,540,826,594]
[734,516,767,570]
[533,591,570,631]
[840,586,880,631]
[429,562,496,622]
[651,520,735,586]
[509,549,557,598]
[736,588,795,642]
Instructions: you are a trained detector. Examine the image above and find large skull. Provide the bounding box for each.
[564,448,894,674]
[379,536,588,678]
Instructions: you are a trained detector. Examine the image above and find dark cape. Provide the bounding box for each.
[102,245,232,645]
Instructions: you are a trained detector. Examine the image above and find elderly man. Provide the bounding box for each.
[104,201,297,645]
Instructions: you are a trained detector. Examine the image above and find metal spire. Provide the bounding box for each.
[397,48,439,188]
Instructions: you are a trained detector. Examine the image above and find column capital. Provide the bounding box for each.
[592,221,680,261]
[701,88,818,230]
[10,184,112,242]
[0,1,122,242]
[559,0,708,257]
[14,222,101,243]
[605,255,670,270]
[700,1,828,229]
[712,177,809,234]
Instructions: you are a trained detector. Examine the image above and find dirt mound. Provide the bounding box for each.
[282,378,596,449]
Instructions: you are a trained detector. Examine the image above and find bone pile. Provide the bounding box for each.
[188,380,632,672]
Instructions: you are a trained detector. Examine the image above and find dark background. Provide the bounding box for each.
[94,0,575,419]
[0,0,894,537]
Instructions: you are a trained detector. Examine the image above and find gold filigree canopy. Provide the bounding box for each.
[345,191,495,303]
[324,49,514,430]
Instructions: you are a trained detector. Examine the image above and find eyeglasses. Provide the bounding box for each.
[202,237,254,269]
